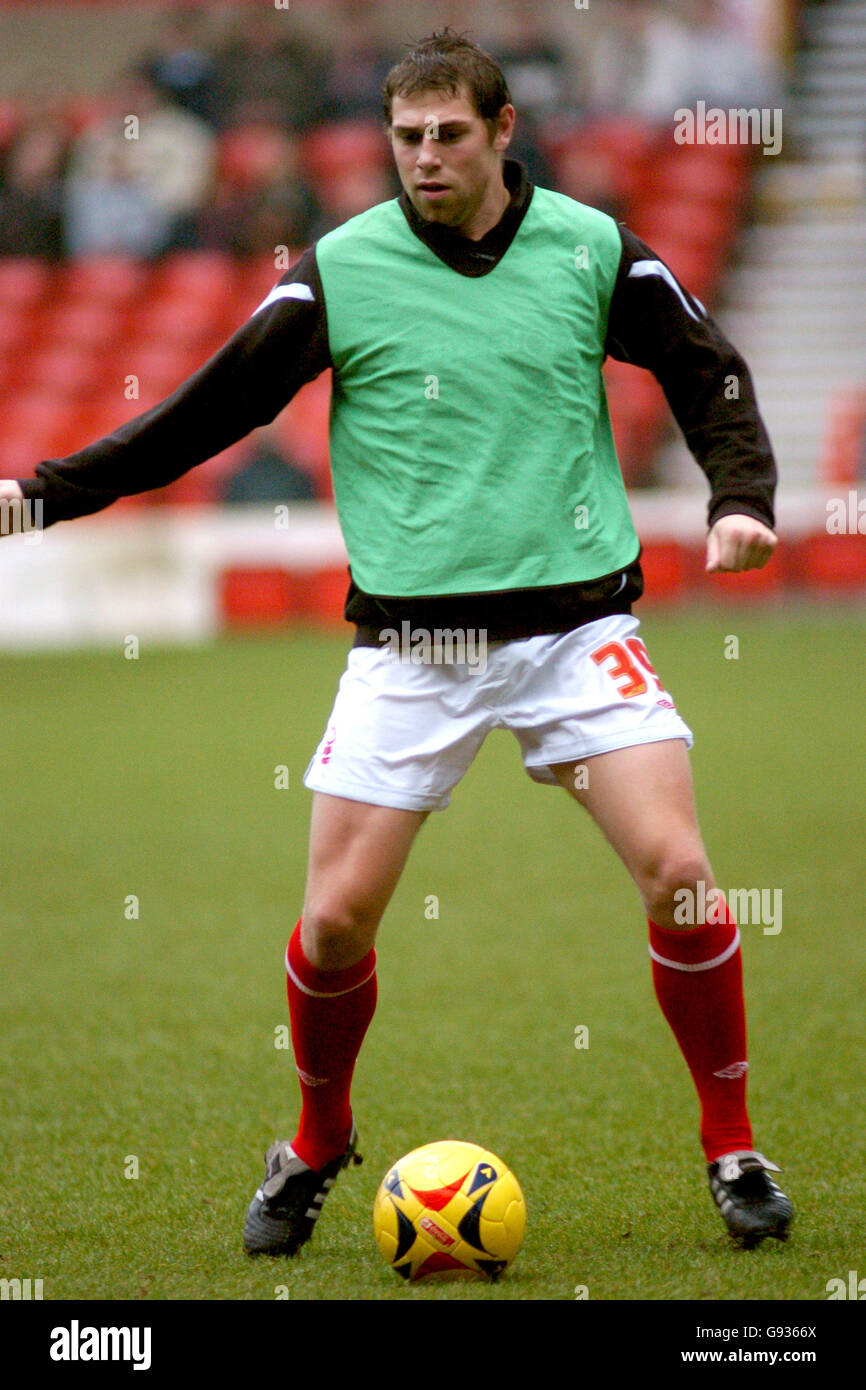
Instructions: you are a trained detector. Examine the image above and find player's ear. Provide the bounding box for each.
[492,103,515,153]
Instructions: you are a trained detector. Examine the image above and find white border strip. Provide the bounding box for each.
[649,927,741,972]
[285,944,376,998]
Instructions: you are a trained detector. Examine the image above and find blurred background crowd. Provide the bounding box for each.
[0,0,788,261]
[0,0,862,515]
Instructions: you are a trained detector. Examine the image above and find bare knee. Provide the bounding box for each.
[300,897,380,970]
[637,849,715,931]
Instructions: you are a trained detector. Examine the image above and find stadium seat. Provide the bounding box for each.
[61,256,149,306]
[301,120,388,183]
[152,252,237,307]
[0,304,28,353]
[0,432,51,475]
[3,390,80,461]
[123,341,200,399]
[134,295,224,347]
[275,372,332,491]
[542,117,658,213]
[0,258,52,309]
[604,360,669,485]
[24,343,104,396]
[217,123,298,192]
[650,150,748,208]
[39,300,123,350]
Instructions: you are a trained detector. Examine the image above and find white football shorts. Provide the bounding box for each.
[303,613,694,812]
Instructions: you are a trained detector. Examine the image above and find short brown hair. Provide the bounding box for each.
[383,27,511,133]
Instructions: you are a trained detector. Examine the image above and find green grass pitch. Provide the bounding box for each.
[1,607,864,1301]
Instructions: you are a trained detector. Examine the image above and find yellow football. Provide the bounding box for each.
[373,1140,526,1282]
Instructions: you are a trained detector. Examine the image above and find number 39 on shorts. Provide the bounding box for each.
[590,637,666,699]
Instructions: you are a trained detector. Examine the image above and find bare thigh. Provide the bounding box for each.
[549,739,716,930]
[301,793,430,969]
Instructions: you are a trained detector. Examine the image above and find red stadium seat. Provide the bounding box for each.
[72,395,146,447]
[2,390,80,460]
[650,150,748,207]
[0,347,17,391]
[275,372,332,490]
[301,120,388,182]
[152,252,237,307]
[0,303,28,353]
[543,118,659,213]
[23,343,104,396]
[217,123,299,192]
[134,295,224,347]
[0,432,51,475]
[38,300,123,350]
[604,360,669,484]
[61,256,150,307]
[123,341,201,399]
[636,197,732,248]
[0,258,52,309]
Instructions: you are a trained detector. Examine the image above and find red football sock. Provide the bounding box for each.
[285,919,377,1171]
[649,904,753,1162]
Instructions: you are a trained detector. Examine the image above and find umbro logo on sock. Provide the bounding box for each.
[713,1061,749,1079]
[296,1068,330,1086]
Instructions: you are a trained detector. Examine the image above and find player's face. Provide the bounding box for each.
[389,87,515,239]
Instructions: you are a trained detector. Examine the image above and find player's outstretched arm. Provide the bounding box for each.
[706,513,777,573]
[3,247,330,533]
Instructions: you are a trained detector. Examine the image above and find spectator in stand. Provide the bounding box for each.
[318,1,394,122]
[64,66,215,258]
[170,122,325,255]
[680,0,784,111]
[585,0,694,127]
[141,3,221,128]
[0,116,69,258]
[211,8,327,134]
[484,1,576,126]
[221,426,317,505]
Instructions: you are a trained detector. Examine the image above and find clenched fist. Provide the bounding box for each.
[706,514,777,573]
